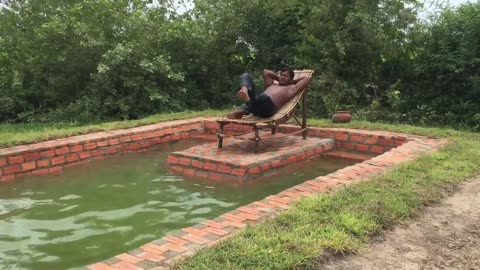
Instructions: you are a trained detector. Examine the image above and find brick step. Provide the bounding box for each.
[324,150,375,162]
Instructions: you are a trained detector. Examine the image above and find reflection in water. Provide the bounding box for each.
[0,139,354,270]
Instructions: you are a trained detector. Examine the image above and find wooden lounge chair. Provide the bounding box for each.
[216,69,315,153]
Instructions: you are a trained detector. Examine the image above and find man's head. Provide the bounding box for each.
[278,67,294,86]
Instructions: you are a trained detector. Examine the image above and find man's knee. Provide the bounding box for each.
[240,73,253,87]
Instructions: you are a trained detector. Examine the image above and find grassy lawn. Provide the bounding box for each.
[0,110,228,148]
[1,111,479,270]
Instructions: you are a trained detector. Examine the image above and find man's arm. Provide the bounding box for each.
[263,69,279,88]
[289,76,313,96]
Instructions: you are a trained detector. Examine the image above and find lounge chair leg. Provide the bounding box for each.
[218,123,225,148]
[254,125,260,153]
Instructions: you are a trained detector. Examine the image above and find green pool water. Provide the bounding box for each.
[0,139,354,270]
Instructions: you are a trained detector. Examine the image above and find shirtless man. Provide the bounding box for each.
[227,68,313,119]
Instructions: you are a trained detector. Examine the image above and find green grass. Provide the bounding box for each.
[1,110,479,270]
[172,115,480,270]
[0,110,228,148]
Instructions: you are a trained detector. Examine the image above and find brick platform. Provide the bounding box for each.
[167,134,335,182]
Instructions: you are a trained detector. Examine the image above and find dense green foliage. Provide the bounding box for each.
[0,0,478,130]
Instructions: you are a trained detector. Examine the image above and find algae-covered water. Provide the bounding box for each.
[0,139,354,269]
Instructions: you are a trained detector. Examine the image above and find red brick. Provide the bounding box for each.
[204,162,218,171]
[365,136,378,144]
[371,146,384,154]
[84,142,97,150]
[222,213,246,222]
[136,252,165,262]
[281,191,303,199]
[120,136,133,143]
[140,243,168,255]
[66,154,79,163]
[23,152,41,162]
[379,138,394,146]
[164,242,188,252]
[191,160,204,169]
[183,227,208,237]
[297,153,307,160]
[8,155,24,164]
[217,165,231,174]
[252,201,276,209]
[87,263,116,270]
[142,132,156,139]
[260,163,271,172]
[208,172,223,181]
[286,156,297,164]
[96,140,109,147]
[0,158,6,167]
[171,134,181,141]
[131,134,143,141]
[51,156,66,165]
[111,261,143,270]
[265,200,290,209]
[178,158,191,166]
[79,151,93,159]
[69,145,84,153]
[40,150,55,158]
[55,147,70,155]
[356,144,370,152]
[305,149,316,157]
[202,220,226,229]
[238,207,261,215]
[267,195,290,204]
[91,149,105,156]
[163,235,188,246]
[334,132,348,141]
[342,142,355,150]
[203,227,228,236]
[271,160,282,168]
[231,168,246,176]
[115,253,143,264]
[127,144,142,151]
[167,155,179,164]
[180,234,209,244]
[248,166,261,174]
[108,138,120,146]
[106,147,119,155]
[350,134,364,142]
[221,220,246,228]
[4,165,21,175]
[294,185,315,193]
[21,162,36,171]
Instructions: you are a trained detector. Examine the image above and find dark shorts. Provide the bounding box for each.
[244,93,277,118]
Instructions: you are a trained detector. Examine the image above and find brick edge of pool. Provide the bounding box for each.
[0,118,448,270]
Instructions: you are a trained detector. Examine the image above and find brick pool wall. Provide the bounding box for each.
[1,118,410,183]
[0,118,204,182]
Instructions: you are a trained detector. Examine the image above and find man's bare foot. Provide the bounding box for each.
[237,87,250,102]
[227,110,245,119]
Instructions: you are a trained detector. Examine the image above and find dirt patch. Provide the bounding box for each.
[320,175,480,270]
